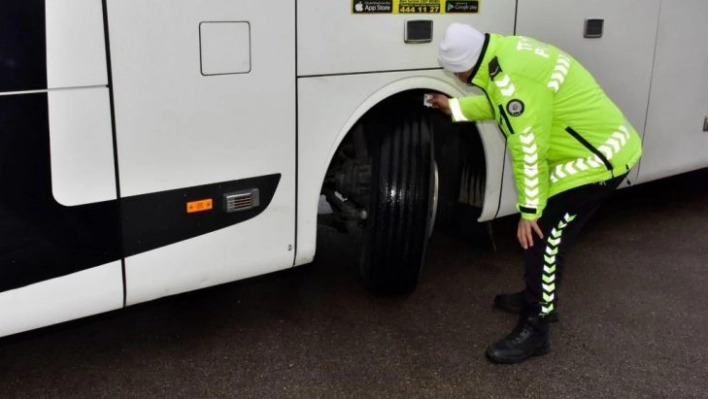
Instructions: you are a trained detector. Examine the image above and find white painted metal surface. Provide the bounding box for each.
[638,0,708,183]
[475,121,508,221]
[48,87,117,206]
[494,142,519,219]
[45,0,108,89]
[125,189,295,305]
[105,0,296,304]
[106,0,295,197]
[0,262,123,338]
[199,22,252,76]
[297,0,516,76]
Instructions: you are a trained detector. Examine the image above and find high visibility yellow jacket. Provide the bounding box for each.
[449,34,643,220]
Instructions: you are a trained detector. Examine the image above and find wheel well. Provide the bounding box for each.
[319,90,486,233]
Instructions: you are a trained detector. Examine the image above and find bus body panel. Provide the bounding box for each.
[46,0,108,89]
[2,0,708,339]
[297,0,517,76]
[0,262,123,338]
[48,88,117,206]
[638,0,708,183]
[103,0,298,305]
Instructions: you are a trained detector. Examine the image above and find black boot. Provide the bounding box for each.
[486,314,550,364]
[494,291,559,322]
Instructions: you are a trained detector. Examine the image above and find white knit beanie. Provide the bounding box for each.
[438,23,486,73]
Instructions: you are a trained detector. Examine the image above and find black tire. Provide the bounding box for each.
[431,113,464,232]
[360,106,435,295]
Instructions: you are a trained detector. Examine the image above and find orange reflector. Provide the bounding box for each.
[186,199,213,214]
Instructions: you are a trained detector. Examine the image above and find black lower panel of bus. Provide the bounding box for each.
[0,203,122,293]
[121,174,280,257]
[0,94,123,293]
[0,0,48,94]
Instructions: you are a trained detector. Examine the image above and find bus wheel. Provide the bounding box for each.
[360,109,436,295]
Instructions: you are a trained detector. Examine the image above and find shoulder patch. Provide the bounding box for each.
[507,99,525,117]
[489,57,502,80]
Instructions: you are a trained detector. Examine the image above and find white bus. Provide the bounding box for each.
[1,0,706,338]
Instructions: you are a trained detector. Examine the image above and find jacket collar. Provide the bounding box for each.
[468,33,501,89]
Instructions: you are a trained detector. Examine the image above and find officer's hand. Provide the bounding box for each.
[518,218,544,250]
[427,94,451,116]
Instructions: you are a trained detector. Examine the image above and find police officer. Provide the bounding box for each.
[428,23,642,364]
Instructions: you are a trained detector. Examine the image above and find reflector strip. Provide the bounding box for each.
[187,199,213,214]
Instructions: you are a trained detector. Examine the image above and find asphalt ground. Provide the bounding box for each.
[1,169,707,398]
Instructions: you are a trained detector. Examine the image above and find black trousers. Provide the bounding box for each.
[523,174,627,317]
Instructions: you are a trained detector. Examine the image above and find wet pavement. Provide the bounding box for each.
[1,170,707,398]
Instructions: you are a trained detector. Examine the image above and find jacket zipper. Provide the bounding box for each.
[475,85,508,141]
[497,105,515,135]
[564,127,612,170]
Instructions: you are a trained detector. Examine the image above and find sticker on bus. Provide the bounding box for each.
[352,0,479,14]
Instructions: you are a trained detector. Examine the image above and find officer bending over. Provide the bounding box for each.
[428,23,643,364]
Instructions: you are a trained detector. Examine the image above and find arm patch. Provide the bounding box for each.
[507,99,525,117]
